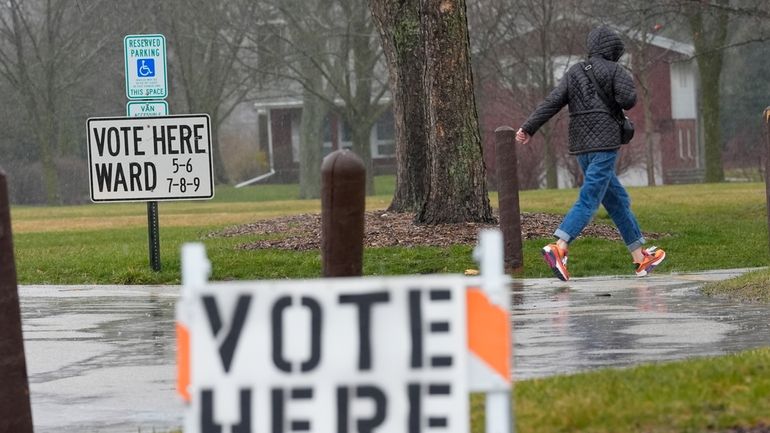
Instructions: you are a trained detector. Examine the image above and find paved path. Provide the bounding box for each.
[18,269,770,433]
[512,269,770,378]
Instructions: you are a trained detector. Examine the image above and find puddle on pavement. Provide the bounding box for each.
[510,276,770,380]
[20,286,183,433]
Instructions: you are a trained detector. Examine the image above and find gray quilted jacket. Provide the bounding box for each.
[520,26,637,154]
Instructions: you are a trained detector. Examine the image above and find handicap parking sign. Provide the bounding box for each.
[124,34,167,100]
[137,59,156,78]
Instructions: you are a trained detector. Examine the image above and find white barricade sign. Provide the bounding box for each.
[177,230,513,433]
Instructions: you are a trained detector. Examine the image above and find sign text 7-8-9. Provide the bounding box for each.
[86,115,214,202]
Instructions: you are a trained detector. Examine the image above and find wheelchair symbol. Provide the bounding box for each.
[137,58,155,78]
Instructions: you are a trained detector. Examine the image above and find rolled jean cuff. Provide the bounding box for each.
[554,229,573,243]
[626,237,646,252]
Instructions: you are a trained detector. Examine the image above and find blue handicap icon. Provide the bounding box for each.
[137,58,155,78]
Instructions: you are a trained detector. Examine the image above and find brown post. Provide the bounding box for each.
[0,169,34,433]
[495,126,524,274]
[765,108,770,257]
[321,149,366,277]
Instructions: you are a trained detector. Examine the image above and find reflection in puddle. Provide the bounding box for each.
[512,276,770,380]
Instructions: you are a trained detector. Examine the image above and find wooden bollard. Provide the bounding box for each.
[321,149,365,277]
[765,107,770,257]
[0,169,34,433]
[495,126,524,274]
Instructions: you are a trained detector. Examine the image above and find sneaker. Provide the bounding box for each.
[635,246,666,277]
[542,243,569,281]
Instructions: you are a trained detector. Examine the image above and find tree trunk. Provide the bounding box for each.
[634,49,658,187]
[689,0,727,183]
[369,0,428,213]
[351,122,376,194]
[349,1,379,195]
[299,91,326,199]
[699,61,724,182]
[39,136,59,205]
[208,118,229,185]
[538,27,558,190]
[541,124,558,188]
[642,85,657,186]
[416,0,494,224]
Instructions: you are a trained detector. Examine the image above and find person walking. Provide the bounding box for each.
[515,25,665,281]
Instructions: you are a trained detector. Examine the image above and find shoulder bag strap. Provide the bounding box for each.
[583,61,622,122]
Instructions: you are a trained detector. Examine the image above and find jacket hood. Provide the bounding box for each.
[587,26,625,62]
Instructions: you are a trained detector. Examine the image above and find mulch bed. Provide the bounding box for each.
[209,211,667,251]
[724,425,770,433]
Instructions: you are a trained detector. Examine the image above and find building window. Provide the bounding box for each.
[339,120,353,151]
[291,113,300,163]
[322,117,334,157]
[372,110,395,158]
[678,126,695,161]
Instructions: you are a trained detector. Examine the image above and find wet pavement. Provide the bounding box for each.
[18,269,770,433]
[511,269,770,379]
[20,286,181,433]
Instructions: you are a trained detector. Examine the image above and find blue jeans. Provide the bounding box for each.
[554,150,645,252]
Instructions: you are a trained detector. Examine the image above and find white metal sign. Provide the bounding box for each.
[181,275,470,433]
[86,115,214,202]
[124,34,167,100]
[127,100,169,117]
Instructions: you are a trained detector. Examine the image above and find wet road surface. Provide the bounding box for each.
[18,269,770,432]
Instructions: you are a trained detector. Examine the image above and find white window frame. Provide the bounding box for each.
[371,111,395,159]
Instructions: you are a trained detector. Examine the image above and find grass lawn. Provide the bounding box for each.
[703,267,770,303]
[473,347,770,433]
[9,178,769,284]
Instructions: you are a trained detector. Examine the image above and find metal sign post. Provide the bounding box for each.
[124,34,169,271]
[128,98,169,272]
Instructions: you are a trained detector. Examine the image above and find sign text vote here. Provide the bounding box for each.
[186,277,470,433]
[87,115,214,202]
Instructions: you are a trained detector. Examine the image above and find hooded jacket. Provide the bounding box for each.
[520,26,637,154]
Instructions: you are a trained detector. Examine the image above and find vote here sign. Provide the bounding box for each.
[86,115,214,202]
[179,276,470,433]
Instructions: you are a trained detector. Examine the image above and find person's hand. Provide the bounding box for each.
[516,128,531,144]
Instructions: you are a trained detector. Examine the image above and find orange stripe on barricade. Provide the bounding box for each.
[467,288,510,382]
[176,322,191,402]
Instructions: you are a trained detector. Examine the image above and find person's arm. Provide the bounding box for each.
[613,66,637,110]
[519,74,569,138]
